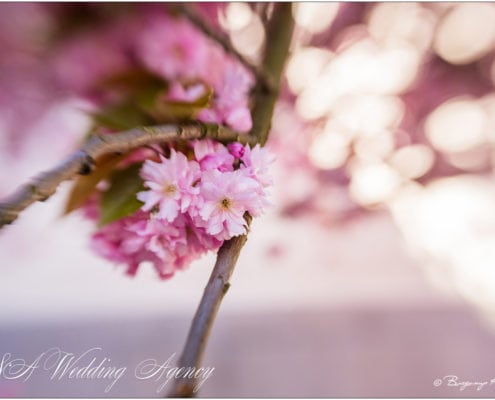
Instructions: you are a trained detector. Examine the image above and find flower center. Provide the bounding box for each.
[163,184,177,195]
[220,198,231,210]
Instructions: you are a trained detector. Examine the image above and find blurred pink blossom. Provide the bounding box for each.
[136,14,209,81]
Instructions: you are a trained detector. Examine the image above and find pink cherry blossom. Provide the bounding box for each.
[87,139,273,278]
[165,82,208,103]
[184,215,223,254]
[225,107,252,132]
[136,14,209,81]
[192,139,235,172]
[241,144,276,188]
[192,139,225,160]
[199,60,254,132]
[51,7,255,135]
[90,211,152,277]
[135,214,190,277]
[198,169,263,240]
[53,16,136,102]
[137,150,200,221]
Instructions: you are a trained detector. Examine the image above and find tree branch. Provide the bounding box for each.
[168,216,251,397]
[253,3,272,27]
[0,122,254,229]
[1,5,295,398]
[249,3,295,145]
[168,5,294,397]
[176,4,274,92]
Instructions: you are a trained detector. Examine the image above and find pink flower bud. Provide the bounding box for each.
[227,142,245,159]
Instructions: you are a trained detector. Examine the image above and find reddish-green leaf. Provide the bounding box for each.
[64,153,126,214]
[98,163,144,226]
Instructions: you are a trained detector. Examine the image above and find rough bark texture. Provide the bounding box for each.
[0,122,254,228]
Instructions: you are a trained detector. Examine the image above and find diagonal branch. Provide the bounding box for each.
[168,215,251,397]
[0,122,255,229]
[168,4,294,397]
[249,3,295,145]
[176,4,274,92]
[253,2,272,27]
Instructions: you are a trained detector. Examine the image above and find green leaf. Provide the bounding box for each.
[91,70,169,130]
[141,85,213,122]
[99,68,167,96]
[99,163,145,226]
[64,153,127,214]
[92,101,152,131]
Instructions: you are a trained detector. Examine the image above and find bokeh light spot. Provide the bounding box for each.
[389,144,435,179]
[434,3,495,65]
[292,3,339,35]
[425,98,488,153]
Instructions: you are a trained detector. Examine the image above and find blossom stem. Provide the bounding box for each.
[168,215,251,397]
[168,5,294,397]
[0,122,254,229]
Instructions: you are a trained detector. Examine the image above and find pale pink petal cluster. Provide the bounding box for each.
[240,144,276,188]
[197,169,261,239]
[53,17,137,102]
[88,141,272,279]
[137,149,200,221]
[197,58,254,132]
[53,10,254,133]
[136,14,209,81]
[165,82,208,103]
[137,15,254,132]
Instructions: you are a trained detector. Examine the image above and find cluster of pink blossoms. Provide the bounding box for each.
[90,141,273,279]
[52,6,270,278]
[54,8,254,132]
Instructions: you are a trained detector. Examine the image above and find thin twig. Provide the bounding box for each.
[177,4,274,92]
[0,122,254,229]
[168,5,295,397]
[250,3,295,145]
[254,2,272,27]
[168,216,251,397]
